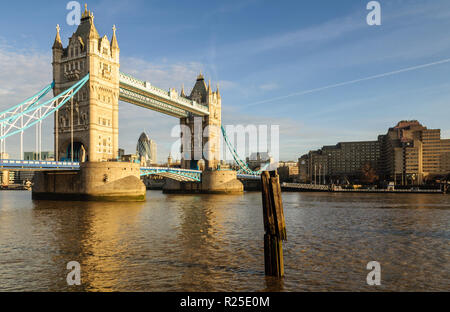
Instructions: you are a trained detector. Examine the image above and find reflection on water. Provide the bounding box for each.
[0,191,449,291]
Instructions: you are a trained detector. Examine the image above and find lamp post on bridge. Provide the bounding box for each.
[71,93,74,163]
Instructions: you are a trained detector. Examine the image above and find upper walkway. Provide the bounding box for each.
[119,72,210,118]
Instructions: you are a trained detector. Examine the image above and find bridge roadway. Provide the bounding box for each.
[0,159,259,182]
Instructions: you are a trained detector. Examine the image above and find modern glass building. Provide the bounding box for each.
[137,132,157,165]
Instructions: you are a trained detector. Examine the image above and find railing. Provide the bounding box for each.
[237,174,261,180]
[282,183,443,193]
[282,183,330,191]
[119,87,188,118]
[0,159,80,169]
[140,166,202,182]
[141,166,201,172]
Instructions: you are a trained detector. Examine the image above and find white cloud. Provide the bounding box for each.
[259,83,278,91]
[442,130,450,139]
[0,44,52,110]
[121,57,204,94]
[218,13,364,59]
[0,42,53,159]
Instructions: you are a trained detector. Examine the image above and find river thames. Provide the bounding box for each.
[0,190,448,291]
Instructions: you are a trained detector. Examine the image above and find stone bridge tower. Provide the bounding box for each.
[180,74,222,170]
[52,5,120,162]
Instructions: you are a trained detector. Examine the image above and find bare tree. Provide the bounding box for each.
[361,163,379,184]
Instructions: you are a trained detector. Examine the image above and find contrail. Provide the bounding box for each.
[244,57,450,107]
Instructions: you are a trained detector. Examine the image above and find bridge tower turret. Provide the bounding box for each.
[204,79,222,170]
[52,5,120,162]
[180,73,221,170]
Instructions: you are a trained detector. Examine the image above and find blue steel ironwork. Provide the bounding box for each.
[140,167,202,182]
[220,125,264,176]
[0,82,54,123]
[0,74,90,140]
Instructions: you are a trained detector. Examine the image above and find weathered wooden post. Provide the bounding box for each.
[261,171,287,277]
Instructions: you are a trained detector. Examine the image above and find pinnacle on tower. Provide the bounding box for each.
[216,83,221,98]
[111,25,119,49]
[75,4,99,41]
[181,84,186,97]
[52,24,63,49]
[81,3,94,19]
[208,79,212,94]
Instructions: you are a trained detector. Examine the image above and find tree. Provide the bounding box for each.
[361,163,379,184]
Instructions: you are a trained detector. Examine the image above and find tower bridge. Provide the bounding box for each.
[0,5,262,200]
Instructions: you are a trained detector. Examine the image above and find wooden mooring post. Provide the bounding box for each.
[261,171,287,277]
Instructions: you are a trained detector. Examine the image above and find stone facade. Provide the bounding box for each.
[52,6,120,162]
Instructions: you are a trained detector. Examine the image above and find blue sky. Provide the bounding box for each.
[1,0,450,161]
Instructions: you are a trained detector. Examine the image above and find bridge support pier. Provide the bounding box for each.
[1,170,9,187]
[1,152,10,187]
[163,170,243,194]
[32,162,146,201]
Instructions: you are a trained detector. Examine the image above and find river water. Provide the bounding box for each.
[0,190,448,291]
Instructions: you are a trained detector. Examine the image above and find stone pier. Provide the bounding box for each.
[1,153,10,187]
[1,170,9,187]
[163,170,243,194]
[32,162,146,201]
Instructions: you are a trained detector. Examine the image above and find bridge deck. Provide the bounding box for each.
[0,160,259,182]
[0,159,80,171]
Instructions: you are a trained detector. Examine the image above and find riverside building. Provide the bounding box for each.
[298,121,450,185]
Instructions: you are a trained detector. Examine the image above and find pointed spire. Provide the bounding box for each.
[111,25,119,49]
[81,3,93,19]
[180,84,186,97]
[208,79,212,94]
[197,71,204,81]
[76,3,99,40]
[52,24,63,49]
[87,19,99,39]
[216,83,221,98]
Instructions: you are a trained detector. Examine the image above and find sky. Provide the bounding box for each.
[1,0,450,162]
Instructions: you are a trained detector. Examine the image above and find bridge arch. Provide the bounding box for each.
[61,139,88,162]
[140,167,202,182]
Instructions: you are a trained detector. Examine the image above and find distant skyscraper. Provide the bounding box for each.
[150,140,157,164]
[137,132,157,165]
